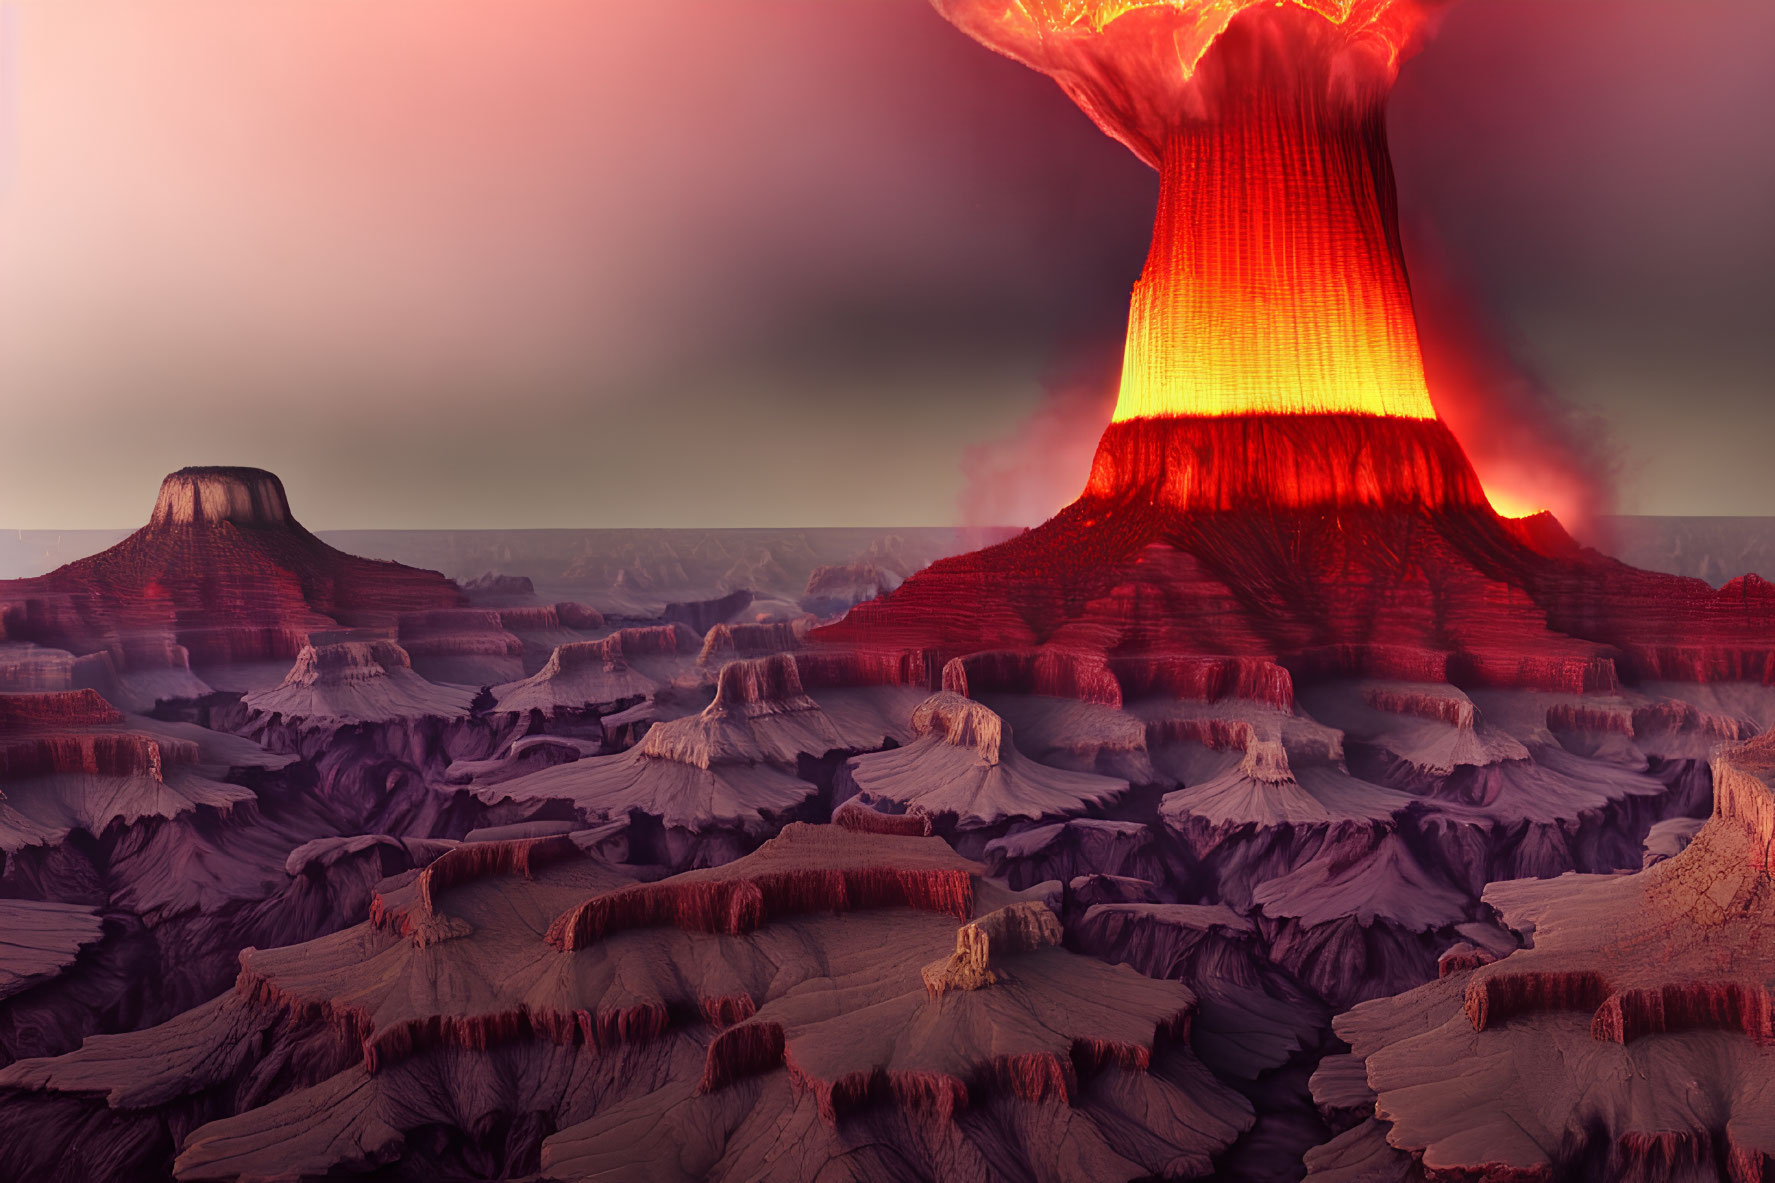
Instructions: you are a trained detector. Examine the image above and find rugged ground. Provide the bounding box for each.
[0,468,1770,1182]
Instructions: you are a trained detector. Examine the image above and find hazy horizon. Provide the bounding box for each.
[3,0,1771,529]
[6,515,1775,593]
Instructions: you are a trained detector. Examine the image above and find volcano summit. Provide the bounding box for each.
[816,0,1774,696]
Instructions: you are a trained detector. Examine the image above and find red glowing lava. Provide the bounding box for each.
[804,1,1775,697]
[938,0,1446,423]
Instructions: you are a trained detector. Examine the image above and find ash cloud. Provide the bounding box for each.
[958,340,1120,530]
[1408,229,1621,536]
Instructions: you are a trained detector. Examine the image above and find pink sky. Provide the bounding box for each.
[2,0,1771,528]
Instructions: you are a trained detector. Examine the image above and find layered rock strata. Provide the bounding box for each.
[0,824,1255,1182]
[473,656,897,867]
[1328,729,1775,1180]
[839,692,1127,853]
[0,468,461,708]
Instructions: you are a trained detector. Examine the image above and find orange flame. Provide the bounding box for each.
[937,0,1445,425]
[1111,91,1436,421]
[1484,488,1549,520]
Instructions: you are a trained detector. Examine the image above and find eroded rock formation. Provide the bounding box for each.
[470,656,900,868]
[0,468,462,710]
[0,824,1254,1182]
[1328,729,1775,1181]
[492,625,700,716]
[838,692,1127,853]
[242,641,475,724]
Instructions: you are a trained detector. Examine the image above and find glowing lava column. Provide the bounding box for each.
[935,0,1489,511]
[1117,15,1436,421]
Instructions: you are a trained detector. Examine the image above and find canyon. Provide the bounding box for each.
[0,1,1767,1180]
[0,457,1767,1181]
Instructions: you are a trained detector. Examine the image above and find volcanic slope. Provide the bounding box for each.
[879,0,1775,692]
[814,480,1775,706]
[806,410,1773,1008]
[0,822,1255,1183]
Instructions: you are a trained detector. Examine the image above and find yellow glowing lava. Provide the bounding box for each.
[1112,220,1441,421]
[971,1,1378,59]
[1106,79,1441,423]
[939,0,1444,424]
[1484,488,1549,520]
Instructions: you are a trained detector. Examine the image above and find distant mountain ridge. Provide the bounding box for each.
[6,518,1768,587]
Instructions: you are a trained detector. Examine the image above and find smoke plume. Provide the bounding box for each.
[1408,227,1621,536]
[959,342,1120,529]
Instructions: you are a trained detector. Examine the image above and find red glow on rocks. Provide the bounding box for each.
[808,2,1775,701]
[1082,414,1487,510]
[547,866,975,951]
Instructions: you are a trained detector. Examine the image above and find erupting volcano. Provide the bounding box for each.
[814,0,1774,692]
[942,0,1466,512]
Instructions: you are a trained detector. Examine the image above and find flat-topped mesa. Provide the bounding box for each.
[280,640,414,688]
[545,824,978,950]
[542,636,628,677]
[842,692,1128,837]
[636,654,843,770]
[0,689,124,733]
[1331,730,1775,1180]
[395,609,520,654]
[532,625,696,675]
[913,691,1008,764]
[390,608,525,683]
[3,468,461,682]
[243,640,476,722]
[705,652,816,719]
[147,467,294,530]
[0,730,199,783]
[493,625,698,714]
[0,691,200,784]
[0,821,1248,1182]
[476,657,856,853]
[696,620,805,668]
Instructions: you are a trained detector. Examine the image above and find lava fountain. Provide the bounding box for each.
[939,0,1483,510]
